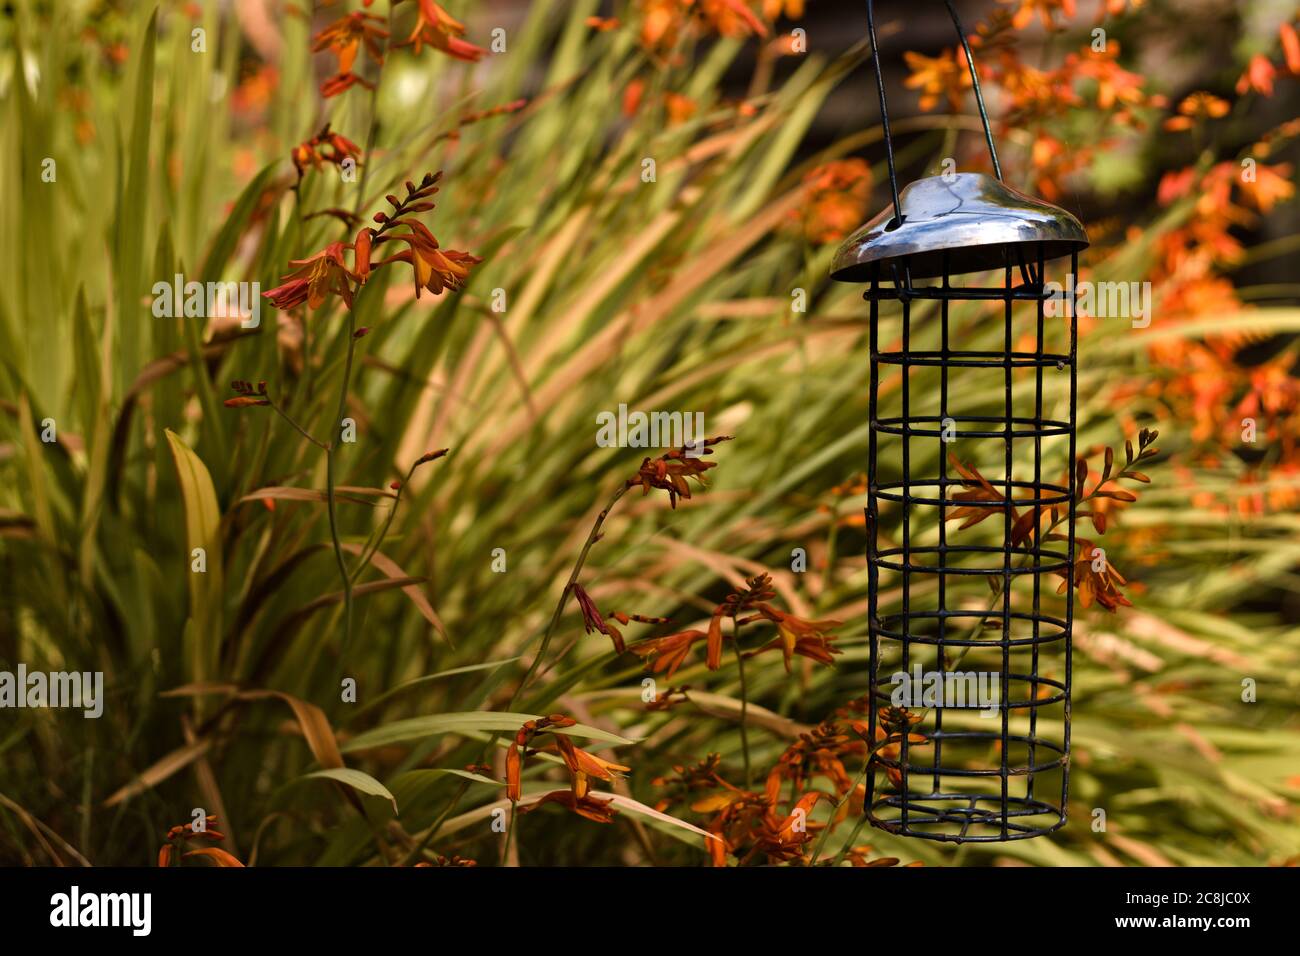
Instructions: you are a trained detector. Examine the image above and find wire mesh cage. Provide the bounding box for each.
[831,0,1090,842]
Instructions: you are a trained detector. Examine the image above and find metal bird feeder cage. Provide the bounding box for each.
[831,1,1088,842]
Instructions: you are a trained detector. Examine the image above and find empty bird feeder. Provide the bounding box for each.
[831,0,1089,842]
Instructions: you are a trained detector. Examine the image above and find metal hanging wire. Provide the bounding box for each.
[864,0,1003,229]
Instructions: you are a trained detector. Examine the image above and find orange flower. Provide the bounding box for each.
[706,607,725,670]
[1163,91,1230,131]
[622,77,646,116]
[697,0,768,39]
[751,603,842,672]
[398,0,486,61]
[625,435,733,508]
[312,11,389,98]
[766,720,862,804]
[223,395,270,408]
[903,48,971,112]
[862,710,931,790]
[1282,22,1300,75]
[843,846,903,867]
[320,71,375,98]
[1238,162,1295,214]
[1063,538,1132,611]
[573,583,627,654]
[946,452,1018,532]
[505,740,522,801]
[291,123,362,178]
[664,92,697,125]
[1236,54,1277,96]
[518,790,618,823]
[505,714,625,807]
[1074,44,1148,110]
[507,716,577,802]
[157,816,244,867]
[415,854,478,866]
[999,0,1077,31]
[796,159,871,244]
[762,0,805,19]
[181,847,245,867]
[263,241,361,310]
[771,791,828,847]
[366,172,483,298]
[639,0,766,51]
[632,628,707,678]
[373,217,481,298]
[313,11,388,75]
[552,735,631,798]
[640,0,688,49]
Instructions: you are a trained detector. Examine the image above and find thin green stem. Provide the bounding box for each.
[351,4,393,219]
[405,482,634,866]
[326,311,358,643]
[511,482,630,709]
[351,463,415,582]
[502,801,516,866]
[266,396,327,450]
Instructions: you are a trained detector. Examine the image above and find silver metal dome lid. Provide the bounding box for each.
[830,172,1089,282]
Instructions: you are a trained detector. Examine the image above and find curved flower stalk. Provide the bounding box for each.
[245,171,480,643]
[265,171,482,311]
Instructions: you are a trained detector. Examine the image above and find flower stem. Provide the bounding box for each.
[267,397,327,450]
[352,463,414,582]
[402,482,633,867]
[731,612,752,787]
[511,482,630,709]
[326,311,358,643]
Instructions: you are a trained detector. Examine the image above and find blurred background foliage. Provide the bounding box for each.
[0,0,1298,866]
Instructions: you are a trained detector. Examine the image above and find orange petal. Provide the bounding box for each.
[506,743,521,802]
[706,609,724,670]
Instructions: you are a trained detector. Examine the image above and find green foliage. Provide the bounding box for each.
[0,0,1296,868]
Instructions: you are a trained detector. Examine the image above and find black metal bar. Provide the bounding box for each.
[865,262,881,826]
[1028,242,1046,802]
[1000,248,1013,839]
[1062,250,1079,824]
[897,257,912,833]
[876,350,1070,368]
[933,250,950,794]
[862,286,1052,302]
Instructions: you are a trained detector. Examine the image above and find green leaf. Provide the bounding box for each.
[114,7,158,394]
[350,658,521,721]
[164,429,223,694]
[341,712,635,754]
[302,769,398,814]
[199,161,279,279]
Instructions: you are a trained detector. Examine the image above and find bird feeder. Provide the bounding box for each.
[831,0,1088,842]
